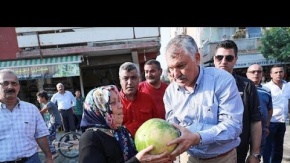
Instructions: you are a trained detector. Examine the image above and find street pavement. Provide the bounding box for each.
[281,122,290,163]
[39,125,290,163]
[39,131,79,163]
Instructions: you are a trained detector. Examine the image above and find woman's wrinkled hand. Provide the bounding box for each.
[135,145,174,163]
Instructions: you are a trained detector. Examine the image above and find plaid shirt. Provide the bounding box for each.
[0,100,49,161]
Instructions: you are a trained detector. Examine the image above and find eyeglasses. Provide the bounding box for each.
[247,70,262,74]
[0,81,19,87]
[215,55,235,62]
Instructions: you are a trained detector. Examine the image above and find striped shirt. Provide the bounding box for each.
[0,100,49,162]
[256,84,272,151]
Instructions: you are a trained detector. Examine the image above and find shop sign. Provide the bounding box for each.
[234,59,289,68]
[11,63,80,80]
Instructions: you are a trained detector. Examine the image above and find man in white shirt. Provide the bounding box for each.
[51,83,76,142]
[263,65,290,163]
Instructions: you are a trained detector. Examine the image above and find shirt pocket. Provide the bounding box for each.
[200,103,219,124]
[22,118,36,138]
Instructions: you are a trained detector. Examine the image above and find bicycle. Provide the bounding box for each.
[53,131,81,158]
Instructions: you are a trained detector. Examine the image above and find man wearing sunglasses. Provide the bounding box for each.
[263,65,290,163]
[214,40,262,163]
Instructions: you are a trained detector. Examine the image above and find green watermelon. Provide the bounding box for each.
[134,118,179,154]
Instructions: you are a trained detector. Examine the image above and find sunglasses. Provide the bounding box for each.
[247,70,262,74]
[215,55,235,62]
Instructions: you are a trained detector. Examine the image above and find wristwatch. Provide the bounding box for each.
[251,153,261,161]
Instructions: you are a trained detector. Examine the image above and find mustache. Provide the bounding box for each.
[176,75,187,80]
[146,76,155,79]
[5,89,16,93]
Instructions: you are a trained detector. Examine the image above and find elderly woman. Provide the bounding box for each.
[79,85,171,163]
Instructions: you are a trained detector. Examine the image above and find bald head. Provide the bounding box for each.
[56,83,65,94]
[248,64,263,71]
[246,64,263,85]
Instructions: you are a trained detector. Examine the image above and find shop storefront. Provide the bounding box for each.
[0,55,83,106]
[0,51,160,107]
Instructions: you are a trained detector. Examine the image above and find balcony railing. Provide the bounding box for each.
[15,27,161,59]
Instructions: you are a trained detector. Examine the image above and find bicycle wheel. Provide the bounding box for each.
[57,131,81,158]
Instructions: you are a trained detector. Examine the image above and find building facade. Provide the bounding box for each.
[158,27,290,82]
[0,27,161,106]
[199,27,290,81]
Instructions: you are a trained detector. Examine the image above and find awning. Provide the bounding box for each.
[0,55,82,69]
[0,55,83,80]
[234,53,289,68]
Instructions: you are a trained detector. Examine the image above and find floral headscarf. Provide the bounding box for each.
[80,85,137,161]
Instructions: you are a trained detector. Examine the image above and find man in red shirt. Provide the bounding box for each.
[139,59,168,119]
[119,62,159,137]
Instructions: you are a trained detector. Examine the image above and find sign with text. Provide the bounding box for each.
[234,59,290,68]
[12,63,80,80]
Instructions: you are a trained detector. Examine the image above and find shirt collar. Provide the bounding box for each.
[269,79,287,85]
[176,65,201,93]
[119,89,138,101]
[0,98,21,110]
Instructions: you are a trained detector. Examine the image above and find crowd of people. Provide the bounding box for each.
[0,34,289,163]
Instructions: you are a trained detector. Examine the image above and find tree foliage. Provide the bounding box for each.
[259,27,290,62]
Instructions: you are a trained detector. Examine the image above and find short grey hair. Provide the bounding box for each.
[165,35,199,60]
[56,83,64,88]
[119,62,140,77]
[0,69,19,80]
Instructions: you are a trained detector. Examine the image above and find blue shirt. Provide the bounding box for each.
[46,101,62,125]
[256,84,272,150]
[164,66,243,159]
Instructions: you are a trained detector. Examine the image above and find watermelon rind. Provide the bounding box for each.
[134,118,179,155]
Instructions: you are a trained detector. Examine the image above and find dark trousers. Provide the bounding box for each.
[59,108,75,133]
[237,139,249,163]
[74,114,82,130]
[263,122,286,163]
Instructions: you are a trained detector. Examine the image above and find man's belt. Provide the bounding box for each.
[59,108,72,111]
[198,148,235,160]
[0,157,29,163]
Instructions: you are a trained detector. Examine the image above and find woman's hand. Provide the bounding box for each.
[135,145,173,163]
